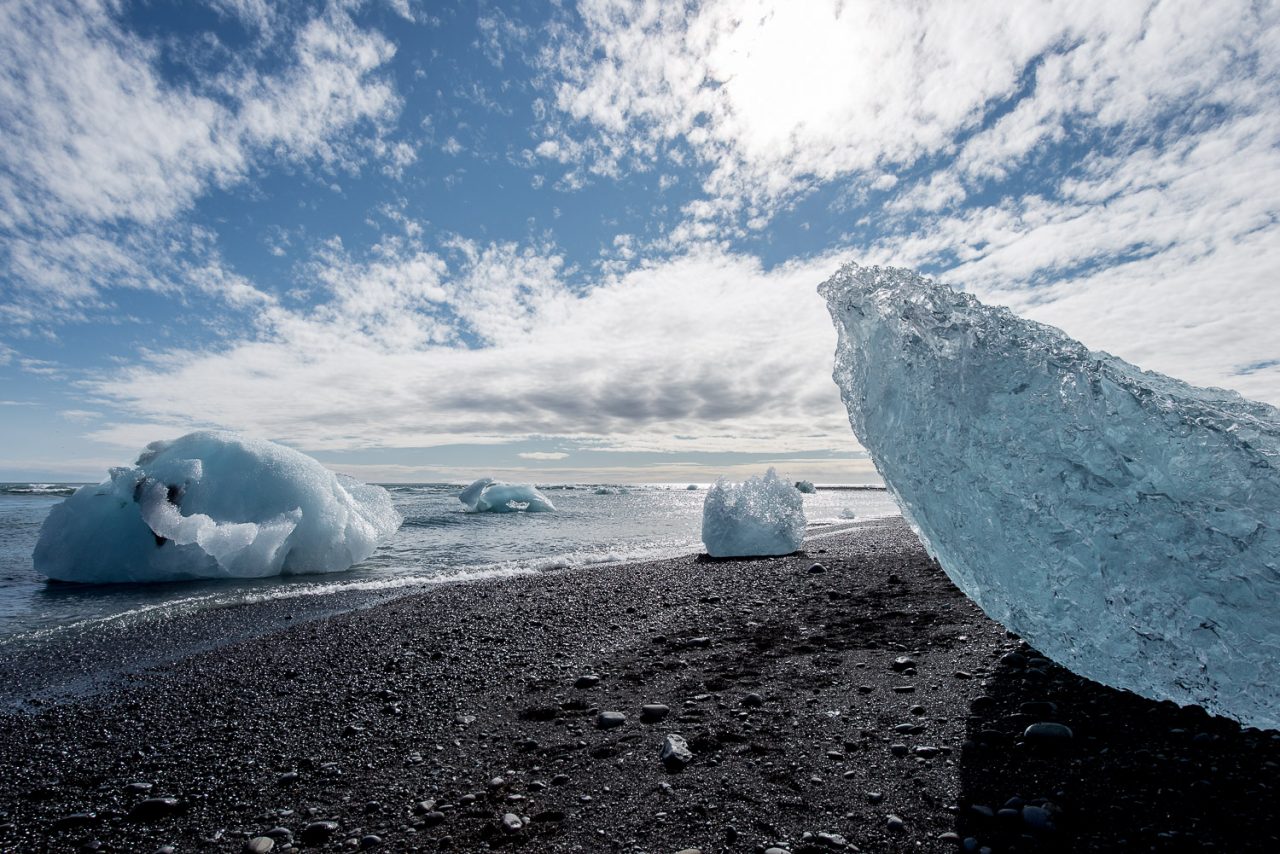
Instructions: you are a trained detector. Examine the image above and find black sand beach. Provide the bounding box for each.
[0,518,1276,853]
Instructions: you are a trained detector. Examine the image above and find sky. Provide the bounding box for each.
[1,0,1278,484]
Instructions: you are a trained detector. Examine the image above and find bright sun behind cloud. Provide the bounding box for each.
[1,0,1277,482]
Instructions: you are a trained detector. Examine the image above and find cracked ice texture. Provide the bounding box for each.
[35,431,401,583]
[702,468,806,557]
[821,263,1280,729]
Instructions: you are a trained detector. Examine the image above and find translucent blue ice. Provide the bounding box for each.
[822,263,1280,728]
[459,478,556,512]
[34,431,401,583]
[702,468,806,557]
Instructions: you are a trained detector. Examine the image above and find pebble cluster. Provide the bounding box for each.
[0,519,1276,852]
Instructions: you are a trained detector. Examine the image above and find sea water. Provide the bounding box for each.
[0,482,899,641]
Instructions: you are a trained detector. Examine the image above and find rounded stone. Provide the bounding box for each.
[1023,722,1073,742]
[596,710,627,729]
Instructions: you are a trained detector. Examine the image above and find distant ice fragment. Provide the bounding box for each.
[34,431,401,583]
[701,468,806,558]
[822,263,1280,729]
[795,480,816,493]
[592,486,629,495]
[459,478,556,513]
[686,484,699,490]
[839,507,858,520]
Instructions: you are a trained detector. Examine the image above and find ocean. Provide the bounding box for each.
[0,482,900,644]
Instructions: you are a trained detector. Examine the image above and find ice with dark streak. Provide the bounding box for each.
[35,431,402,583]
[821,263,1280,729]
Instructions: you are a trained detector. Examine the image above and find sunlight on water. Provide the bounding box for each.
[0,483,898,640]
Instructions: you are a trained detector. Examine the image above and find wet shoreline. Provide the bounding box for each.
[0,518,1276,852]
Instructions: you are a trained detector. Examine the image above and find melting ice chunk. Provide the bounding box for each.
[701,468,806,557]
[459,478,556,513]
[822,263,1280,729]
[794,480,816,493]
[34,431,401,583]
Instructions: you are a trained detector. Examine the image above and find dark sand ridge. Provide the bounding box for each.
[0,518,1276,852]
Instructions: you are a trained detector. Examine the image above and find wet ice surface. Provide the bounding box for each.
[34,432,401,583]
[702,468,806,557]
[1,483,900,642]
[823,263,1280,729]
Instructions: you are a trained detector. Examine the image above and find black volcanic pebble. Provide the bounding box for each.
[970,695,996,713]
[54,813,96,829]
[808,563,826,573]
[1023,722,1073,743]
[741,692,764,708]
[640,703,670,722]
[1001,652,1027,668]
[1022,805,1054,831]
[574,674,601,689]
[128,798,180,822]
[300,821,339,843]
[891,656,917,671]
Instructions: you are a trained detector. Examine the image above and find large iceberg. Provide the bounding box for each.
[459,478,556,513]
[822,263,1280,728]
[34,432,401,583]
[702,468,806,557]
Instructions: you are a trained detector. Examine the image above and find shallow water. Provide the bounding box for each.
[0,482,899,642]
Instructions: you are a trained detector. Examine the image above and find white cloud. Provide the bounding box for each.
[518,451,570,460]
[544,0,1278,231]
[865,108,1280,400]
[0,0,401,324]
[326,457,879,485]
[89,243,859,454]
[530,0,1280,408]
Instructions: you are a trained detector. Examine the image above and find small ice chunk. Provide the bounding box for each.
[34,431,401,583]
[701,468,806,557]
[839,507,858,520]
[459,478,556,513]
[794,480,816,493]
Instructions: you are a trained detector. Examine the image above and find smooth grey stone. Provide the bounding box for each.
[596,711,627,729]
